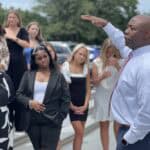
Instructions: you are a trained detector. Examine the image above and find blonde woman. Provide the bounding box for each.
[24,21,43,69]
[4,10,29,149]
[92,39,122,150]
[61,44,91,150]
[4,10,29,92]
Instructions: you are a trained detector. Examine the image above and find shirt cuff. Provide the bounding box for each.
[28,101,33,109]
[123,128,139,144]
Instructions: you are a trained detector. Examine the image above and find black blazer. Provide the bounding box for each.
[16,69,70,130]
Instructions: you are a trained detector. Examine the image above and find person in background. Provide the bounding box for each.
[0,72,14,150]
[92,38,122,150]
[4,10,29,135]
[43,41,62,150]
[24,21,43,69]
[61,44,91,150]
[0,25,9,72]
[16,45,70,150]
[4,9,29,92]
[44,42,57,62]
[0,25,14,150]
[81,15,150,150]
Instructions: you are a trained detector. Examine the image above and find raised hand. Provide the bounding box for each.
[81,15,108,27]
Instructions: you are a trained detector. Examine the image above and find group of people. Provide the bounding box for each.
[0,8,150,150]
[0,9,70,150]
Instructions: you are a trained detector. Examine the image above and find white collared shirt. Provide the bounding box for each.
[103,23,150,144]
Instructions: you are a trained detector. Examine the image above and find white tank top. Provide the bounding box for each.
[33,80,48,103]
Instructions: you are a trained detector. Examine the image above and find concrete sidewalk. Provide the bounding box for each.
[62,123,116,150]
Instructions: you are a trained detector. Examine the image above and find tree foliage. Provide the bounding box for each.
[34,0,95,42]
[0,0,139,44]
[34,0,138,43]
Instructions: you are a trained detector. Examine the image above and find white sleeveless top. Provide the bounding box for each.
[93,57,123,90]
[33,80,48,103]
[61,61,88,83]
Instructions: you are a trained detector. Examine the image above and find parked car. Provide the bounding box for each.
[65,41,78,51]
[49,41,72,65]
[86,45,101,62]
[86,45,101,77]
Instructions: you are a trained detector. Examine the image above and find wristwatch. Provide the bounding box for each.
[122,139,128,146]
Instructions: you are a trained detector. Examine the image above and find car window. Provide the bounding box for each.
[53,45,70,54]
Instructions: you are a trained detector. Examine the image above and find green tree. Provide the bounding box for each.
[0,0,139,44]
[0,5,7,25]
[89,0,138,43]
[34,0,96,42]
[34,0,138,43]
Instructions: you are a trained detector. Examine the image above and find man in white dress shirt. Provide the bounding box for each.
[81,15,150,150]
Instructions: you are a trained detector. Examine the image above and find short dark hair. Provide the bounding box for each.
[30,45,56,71]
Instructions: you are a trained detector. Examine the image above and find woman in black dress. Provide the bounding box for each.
[61,43,91,150]
[4,10,29,134]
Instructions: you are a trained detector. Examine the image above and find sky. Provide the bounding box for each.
[0,0,150,13]
[138,0,150,13]
[0,0,35,10]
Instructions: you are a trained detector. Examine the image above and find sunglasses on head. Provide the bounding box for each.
[32,45,47,55]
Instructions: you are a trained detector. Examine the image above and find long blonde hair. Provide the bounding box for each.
[100,39,121,68]
[69,43,89,66]
[26,21,44,42]
[4,9,22,27]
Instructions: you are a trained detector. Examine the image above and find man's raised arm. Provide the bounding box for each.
[81,15,132,58]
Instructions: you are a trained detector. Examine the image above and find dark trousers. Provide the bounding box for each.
[117,125,150,150]
[27,124,61,150]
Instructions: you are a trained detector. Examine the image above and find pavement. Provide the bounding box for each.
[62,123,116,150]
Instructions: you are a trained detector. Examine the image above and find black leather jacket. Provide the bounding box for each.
[16,69,70,130]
